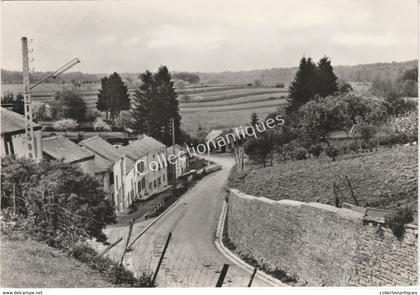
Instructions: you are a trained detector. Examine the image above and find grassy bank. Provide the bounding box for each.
[228,146,417,211]
[1,234,113,288]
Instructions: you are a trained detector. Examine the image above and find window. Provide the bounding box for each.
[136,161,145,174]
[142,177,146,188]
[158,177,161,186]
[154,180,156,188]
[137,180,141,192]
[163,174,166,182]
[110,172,114,185]
[149,182,152,190]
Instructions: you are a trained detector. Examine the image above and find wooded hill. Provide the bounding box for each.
[2,60,417,86]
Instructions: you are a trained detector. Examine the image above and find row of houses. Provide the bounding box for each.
[0,107,189,213]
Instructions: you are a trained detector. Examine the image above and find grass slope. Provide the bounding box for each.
[1,235,113,288]
[228,146,417,211]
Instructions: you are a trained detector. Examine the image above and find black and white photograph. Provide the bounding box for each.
[0,0,418,293]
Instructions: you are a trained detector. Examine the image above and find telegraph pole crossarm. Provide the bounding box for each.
[20,36,80,161]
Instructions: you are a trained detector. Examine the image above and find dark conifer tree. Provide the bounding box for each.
[287,57,317,113]
[97,77,110,121]
[316,56,338,98]
[131,66,182,146]
[96,72,130,123]
[250,112,259,126]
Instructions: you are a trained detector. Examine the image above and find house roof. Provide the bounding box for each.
[120,136,166,173]
[79,136,122,173]
[121,136,166,159]
[206,127,248,145]
[205,129,224,142]
[167,144,187,158]
[1,107,41,136]
[43,135,94,164]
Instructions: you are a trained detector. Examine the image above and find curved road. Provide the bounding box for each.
[121,154,270,287]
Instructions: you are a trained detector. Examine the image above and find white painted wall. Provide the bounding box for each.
[1,130,43,160]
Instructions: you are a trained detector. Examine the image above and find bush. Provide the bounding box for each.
[1,158,116,245]
[385,207,414,240]
[292,147,307,160]
[325,146,339,160]
[53,118,78,134]
[309,144,323,158]
[93,118,112,131]
[348,140,359,152]
[389,110,418,143]
[68,242,153,287]
[379,133,407,146]
[51,90,87,121]
[359,125,377,144]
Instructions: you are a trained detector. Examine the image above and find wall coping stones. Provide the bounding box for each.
[229,188,364,222]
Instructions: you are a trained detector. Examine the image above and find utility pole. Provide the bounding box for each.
[20,36,80,160]
[21,37,36,160]
[171,117,176,189]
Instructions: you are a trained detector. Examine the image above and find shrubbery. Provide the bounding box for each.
[292,147,307,160]
[309,144,323,158]
[67,243,153,287]
[1,157,154,287]
[385,207,414,240]
[1,157,115,245]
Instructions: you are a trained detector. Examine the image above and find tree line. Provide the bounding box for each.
[243,56,417,166]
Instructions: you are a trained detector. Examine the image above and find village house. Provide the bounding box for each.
[113,136,168,213]
[79,136,121,201]
[0,107,43,160]
[42,135,95,175]
[166,144,189,183]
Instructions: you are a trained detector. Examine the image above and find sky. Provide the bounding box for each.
[1,0,418,73]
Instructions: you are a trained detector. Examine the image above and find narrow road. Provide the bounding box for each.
[122,154,270,287]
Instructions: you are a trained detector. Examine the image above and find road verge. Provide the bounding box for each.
[214,197,288,287]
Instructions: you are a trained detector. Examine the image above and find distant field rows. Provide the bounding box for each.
[180,99,285,113]
[181,105,281,133]
[178,85,252,94]
[188,87,285,101]
[3,83,285,136]
[179,93,286,108]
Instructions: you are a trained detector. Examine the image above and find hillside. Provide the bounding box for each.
[196,60,417,86]
[228,146,418,211]
[1,235,113,288]
[2,60,417,86]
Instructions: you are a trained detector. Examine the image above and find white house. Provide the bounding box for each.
[1,107,43,160]
[113,136,168,213]
[79,136,121,201]
[167,144,189,183]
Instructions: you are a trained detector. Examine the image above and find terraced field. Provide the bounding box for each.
[1,83,287,135]
[178,86,287,133]
[186,87,285,102]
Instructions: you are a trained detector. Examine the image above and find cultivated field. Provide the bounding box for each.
[228,146,418,211]
[2,83,286,135]
[179,86,287,133]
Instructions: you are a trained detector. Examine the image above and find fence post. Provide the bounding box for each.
[248,267,258,287]
[345,175,359,206]
[151,232,172,286]
[95,237,123,259]
[215,264,230,287]
[119,218,134,266]
[12,183,16,215]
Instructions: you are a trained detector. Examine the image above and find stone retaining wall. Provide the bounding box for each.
[226,188,417,286]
